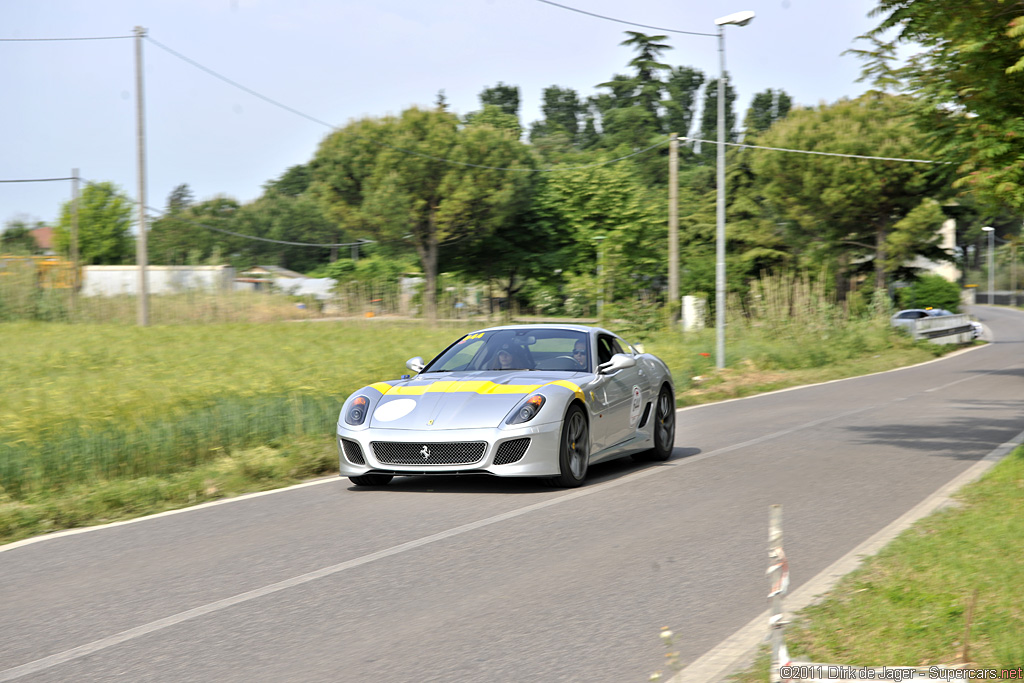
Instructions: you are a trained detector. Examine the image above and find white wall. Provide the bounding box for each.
[81,266,235,296]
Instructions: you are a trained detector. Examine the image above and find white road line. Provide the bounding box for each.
[675,343,986,412]
[0,465,669,681]
[0,476,339,554]
[670,430,1024,683]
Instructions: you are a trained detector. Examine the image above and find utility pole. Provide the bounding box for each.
[715,32,728,369]
[668,132,679,326]
[71,168,80,314]
[134,26,150,326]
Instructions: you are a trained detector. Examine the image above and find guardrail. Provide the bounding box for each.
[909,314,975,344]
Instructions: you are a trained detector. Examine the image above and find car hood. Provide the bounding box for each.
[368,371,586,430]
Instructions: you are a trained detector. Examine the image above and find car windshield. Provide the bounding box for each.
[422,328,592,373]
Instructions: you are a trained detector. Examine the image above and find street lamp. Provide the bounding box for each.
[982,226,994,305]
[714,10,755,370]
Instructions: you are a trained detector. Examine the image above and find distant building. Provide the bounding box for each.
[235,265,308,292]
[29,226,55,255]
[908,217,961,282]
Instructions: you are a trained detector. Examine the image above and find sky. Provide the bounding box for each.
[1,0,889,230]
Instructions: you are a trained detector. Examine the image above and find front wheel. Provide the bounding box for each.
[632,385,675,462]
[547,404,589,488]
[349,473,394,487]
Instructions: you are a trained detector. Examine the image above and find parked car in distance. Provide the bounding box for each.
[891,308,982,339]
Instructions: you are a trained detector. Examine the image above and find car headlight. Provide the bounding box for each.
[506,395,545,425]
[345,395,371,426]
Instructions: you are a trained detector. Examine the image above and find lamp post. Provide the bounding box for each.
[982,226,994,304]
[713,10,754,370]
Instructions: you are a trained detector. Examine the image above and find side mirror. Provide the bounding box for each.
[598,353,637,375]
[406,356,425,373]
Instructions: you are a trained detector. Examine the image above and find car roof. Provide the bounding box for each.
[462,323,615,336]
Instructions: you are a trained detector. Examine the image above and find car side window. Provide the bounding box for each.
[597,335,616,365]
[609,337,625,355]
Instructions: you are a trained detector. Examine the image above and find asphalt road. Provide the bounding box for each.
[2,305,1022,683]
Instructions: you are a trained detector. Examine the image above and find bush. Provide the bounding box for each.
[897,273,961,312]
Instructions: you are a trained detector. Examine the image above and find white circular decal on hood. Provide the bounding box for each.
[373,398,417,422]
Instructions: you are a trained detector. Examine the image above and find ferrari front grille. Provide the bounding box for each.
[371,441,487,465]
[341,438,365,465]
[493,438,531,465]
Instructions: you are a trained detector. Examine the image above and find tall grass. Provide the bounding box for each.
[728,272,899,370]
[0,321,461,497]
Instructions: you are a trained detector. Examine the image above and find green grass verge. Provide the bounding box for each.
[0,436,339,546]
[728,447,1024,681]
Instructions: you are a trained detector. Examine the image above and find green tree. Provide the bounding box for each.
[897,272,962,311]
[750,93,950,294]
[311,106,534,319]
[663,66,705,139]
[166,183,194,213]
[617,31,672,124]
[54,181,134,264]
[698,76,738,161]
[464,104,523,139]
[592,32,673,151]
[743,89,792,135]
[227,164,341,271]
[1,220,43,254]
[528,86,584,154]
[540,85,583,140]
[855,0,1024,212]
[233,192,338,272]
[530,159,665,305]
[479,82,520,118]
[149,193,239,266]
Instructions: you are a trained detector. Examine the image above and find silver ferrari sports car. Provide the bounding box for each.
[336,324,676,488]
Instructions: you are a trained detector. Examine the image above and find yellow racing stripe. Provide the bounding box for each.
[542,379,586,402]
[369,379,585,400]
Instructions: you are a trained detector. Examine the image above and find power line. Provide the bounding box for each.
[79,178,372,248]
[143,35,671,173]
[150,209,371,248]
[6,30,669,175]
[0,177,77,183]
[0,35,132,41]
[533,0,716,37]
[684,136,944,164]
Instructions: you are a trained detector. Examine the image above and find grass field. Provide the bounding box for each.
[728,447,1024,680]
[0,314,945,544]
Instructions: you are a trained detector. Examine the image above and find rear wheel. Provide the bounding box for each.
[349,473,394,487]
[548,404,589,488]
[633,385,675,462]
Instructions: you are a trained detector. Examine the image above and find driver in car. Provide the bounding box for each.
[572,340,589,370]
[494,347,515,370]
